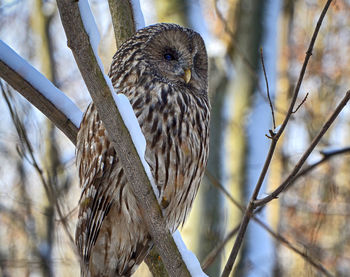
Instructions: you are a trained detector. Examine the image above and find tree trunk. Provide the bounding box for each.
[267,0,295,275]
[224,0,267,274]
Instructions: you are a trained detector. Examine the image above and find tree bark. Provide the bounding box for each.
[224,0,267,273]
[108,0,136,50]
[0,60,79,145]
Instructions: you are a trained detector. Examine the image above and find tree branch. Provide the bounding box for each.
[108,0,136,49]
[205,170,334,277]
[221,1,334,276]
[293,146,350,180]
[55,1,191,276]
[260,48,276,130]
[255,90,350,207]
[0,59,79,145]
[107,2,169,274]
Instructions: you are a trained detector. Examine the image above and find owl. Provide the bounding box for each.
[76,23,210,277]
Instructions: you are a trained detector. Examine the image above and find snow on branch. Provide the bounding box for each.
[56,0,193,276]
[0,40,82,145]
[173,231,208,277]
[130,0,145,30]
[112,93,158,195]
[79,0,158,201]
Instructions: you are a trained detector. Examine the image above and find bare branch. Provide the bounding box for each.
[292,92,309,113]
[294,146,350,179]
[221,1,334,276]
[274,0,334,141]
[260,48,276,129]
[55,1,191,276]
[201,224,240,270]
[255,91,350,206]
[252,215,334,277]
[206,169,333,276]
[1,84,76,249]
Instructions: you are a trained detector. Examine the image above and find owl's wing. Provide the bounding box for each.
[76,151,118,265]
[76,104,118,265]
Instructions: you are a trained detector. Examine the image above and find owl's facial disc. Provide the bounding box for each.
[145,28,208,93]
[157,46,192,84]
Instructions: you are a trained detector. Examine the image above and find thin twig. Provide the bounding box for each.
[201,224,240,270]
[55,206,79,223]
[252,215,334,277]
[1,85,76,247]
[292,146,350,182]
[255,92,350,207]
[206,170,333,276]
[260,48,276,129]
[274,0,333,142]
[292,92,309,113]
[205,170,243,209]
[221,2,334,276]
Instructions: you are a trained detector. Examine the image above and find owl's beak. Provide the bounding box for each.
[183,68,191,84]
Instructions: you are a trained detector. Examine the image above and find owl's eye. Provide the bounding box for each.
[164,53,175,61]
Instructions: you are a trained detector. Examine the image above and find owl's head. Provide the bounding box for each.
[111,23,208,97]
[142,23,208,95]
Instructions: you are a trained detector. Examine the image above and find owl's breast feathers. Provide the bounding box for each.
[124,81,210,229]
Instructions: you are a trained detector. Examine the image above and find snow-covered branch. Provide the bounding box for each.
[0,40,82,145]
[56,0,192,276]
[173,231,208,277]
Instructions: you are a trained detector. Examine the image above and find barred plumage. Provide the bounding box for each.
[76,23,210,277]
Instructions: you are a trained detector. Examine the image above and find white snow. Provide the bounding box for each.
[320,147,348,156]
[78,0,115,93]
[0,40,83,128]
[112,93,159,197]
[78,0,158,198]
[274,124,282,133]
[173,231,208,277]
[78,0,100,63]
[130,0,146,30]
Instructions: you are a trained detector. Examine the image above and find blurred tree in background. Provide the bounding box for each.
[1,0,350,276]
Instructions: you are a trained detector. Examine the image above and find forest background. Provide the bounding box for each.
[0,0,350,276]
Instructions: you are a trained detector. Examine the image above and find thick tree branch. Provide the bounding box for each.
[144,249,169,277]
[55,1,191,276]
[107,2,168,274]
[108,0,136,49]
[0,60,79,145]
